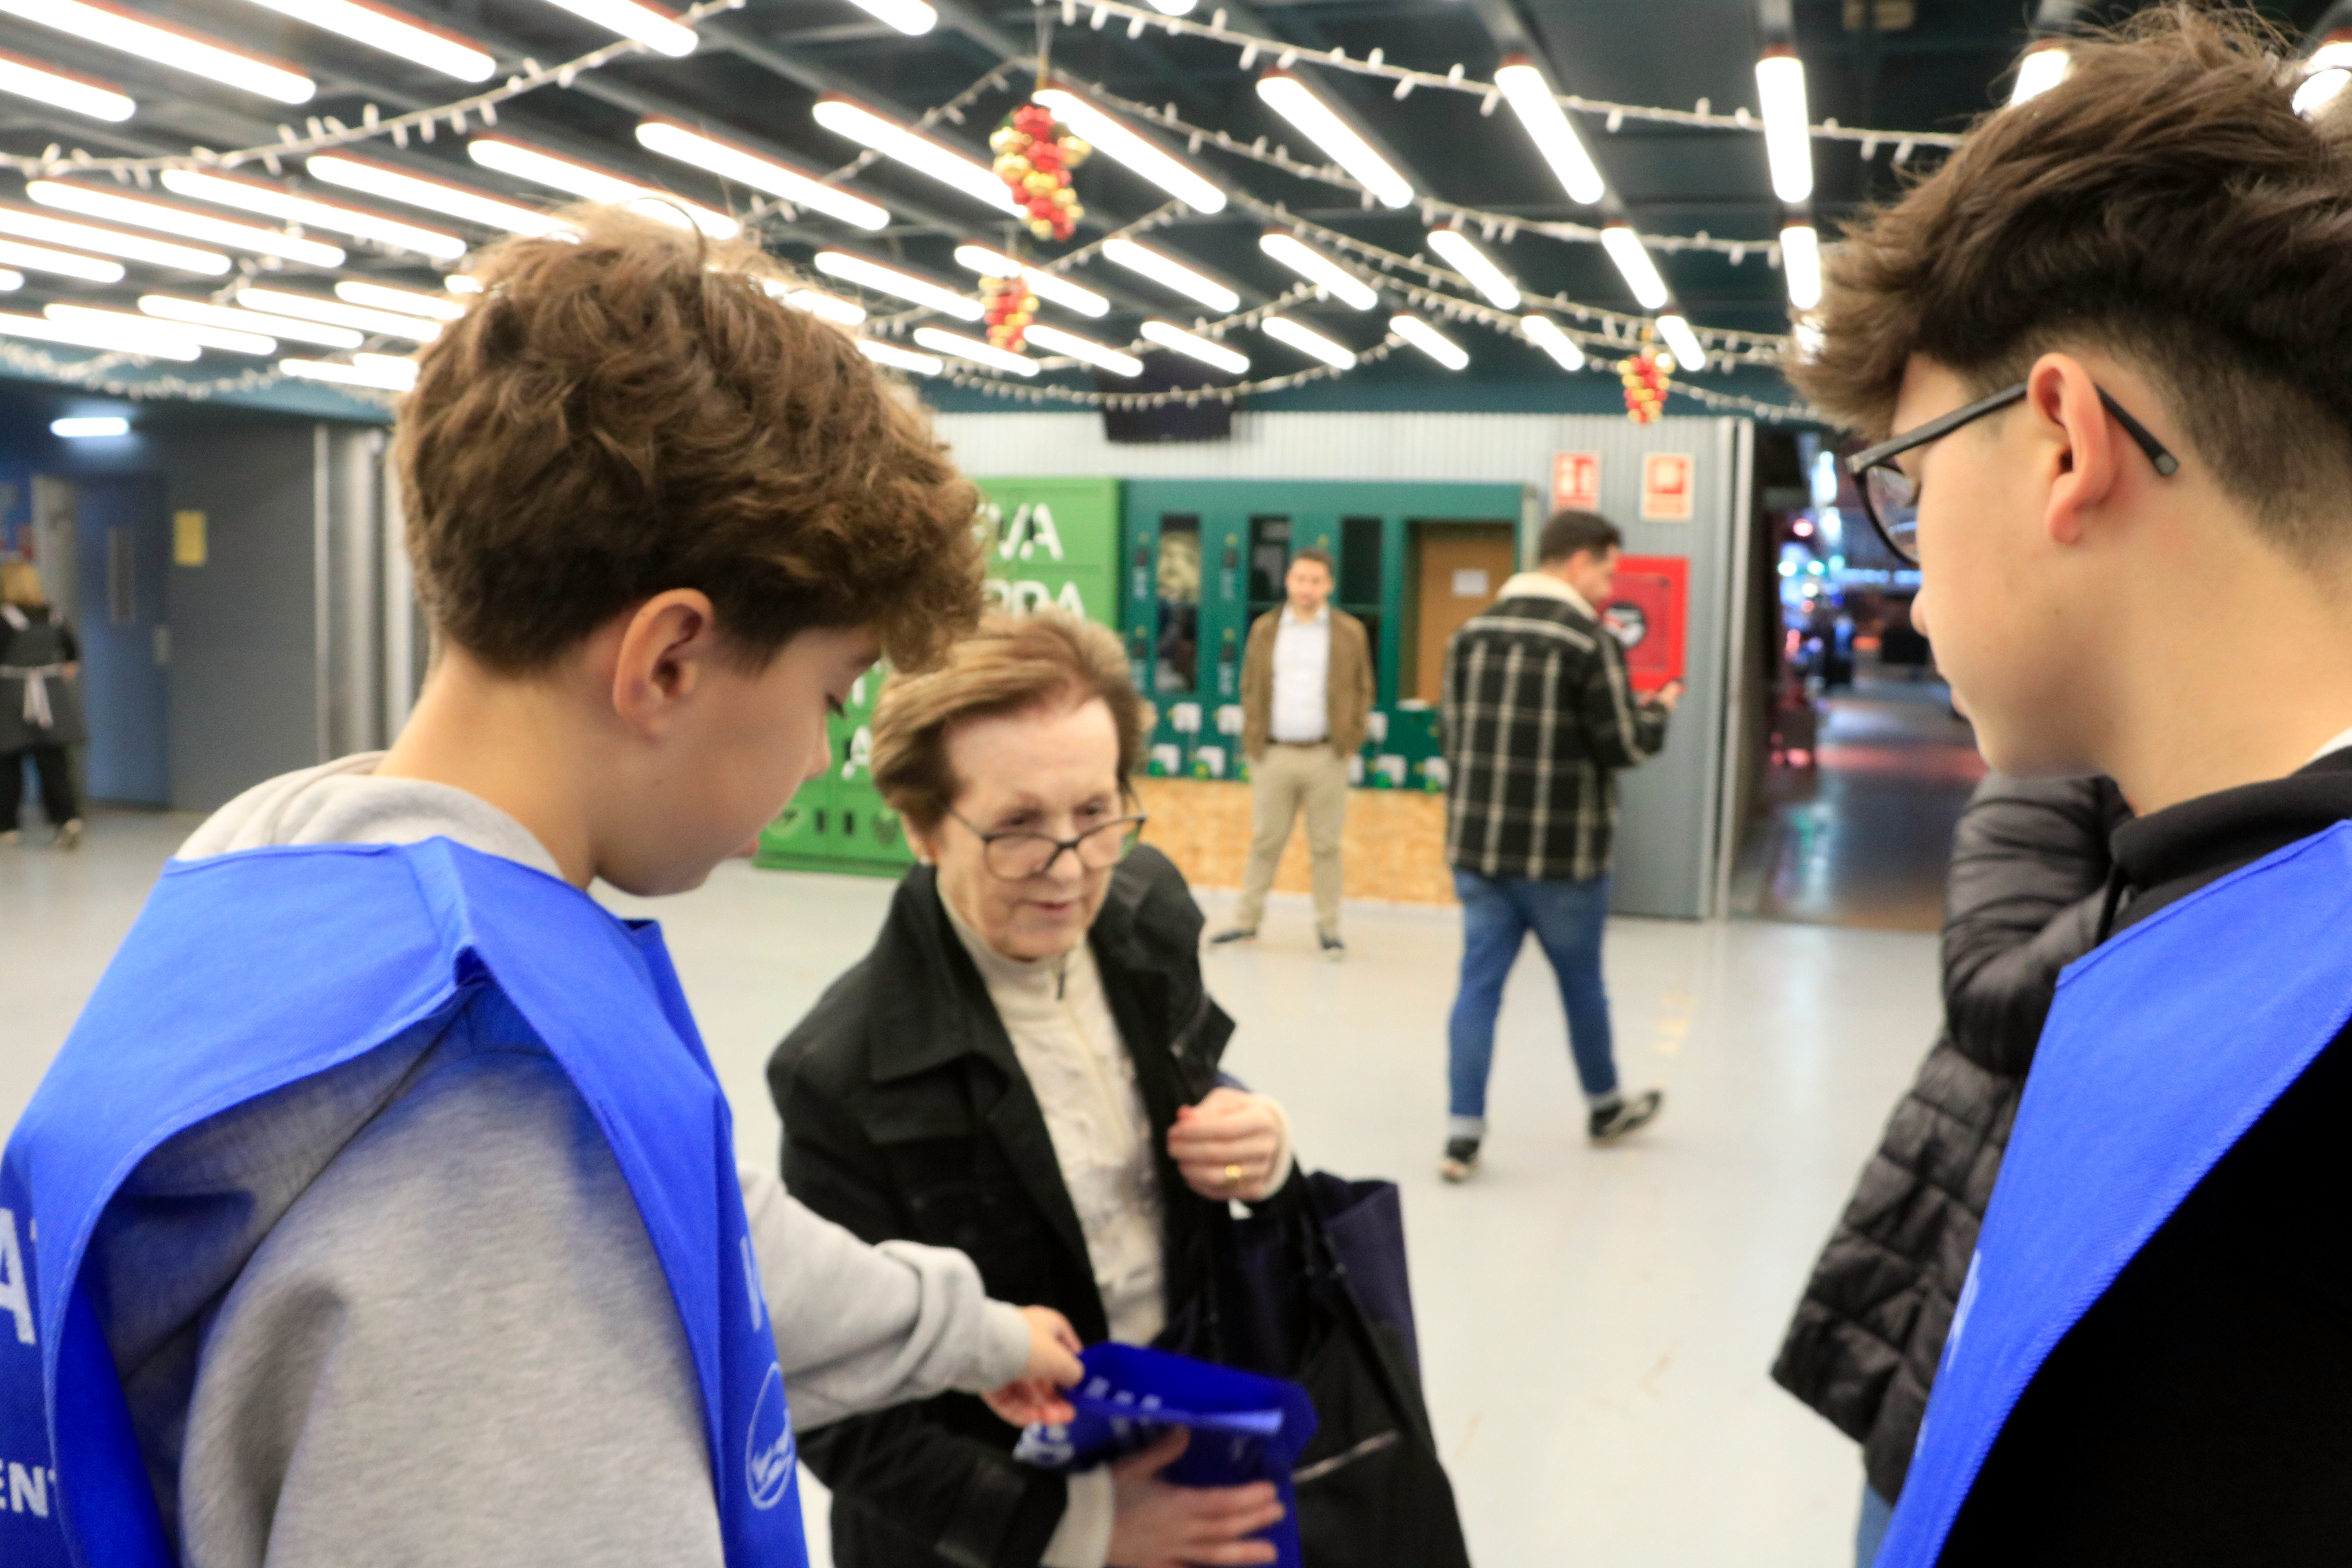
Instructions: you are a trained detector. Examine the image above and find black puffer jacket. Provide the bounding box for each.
[1772,773,2130,1502]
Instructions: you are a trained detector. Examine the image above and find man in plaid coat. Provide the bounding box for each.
[1437,509,1682,1181]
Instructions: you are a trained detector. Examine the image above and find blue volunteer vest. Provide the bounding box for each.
[0,840,809,1567]
[1876,821,2352,1566]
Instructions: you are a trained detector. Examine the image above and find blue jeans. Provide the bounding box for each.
[1446,869,1618,1122]
[1856,1483,1894,1567]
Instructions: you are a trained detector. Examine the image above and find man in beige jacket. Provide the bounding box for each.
[1212,548,1375,959]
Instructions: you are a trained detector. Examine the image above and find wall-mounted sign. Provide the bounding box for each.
[1640,453,1695,521]
[1603,555,1689,695]
[1551,451,1600,514]
[172,510,207,567]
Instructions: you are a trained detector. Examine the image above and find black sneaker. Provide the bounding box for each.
[1588,1089,1664,1145]
[1209,927,1259,946]
[1318,931,1346,962]
[1439,1138,1481,1183]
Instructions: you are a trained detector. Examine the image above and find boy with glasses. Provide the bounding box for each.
[1797,9,2352,1565]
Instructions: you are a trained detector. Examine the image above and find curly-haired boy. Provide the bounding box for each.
[0,207,1080,1568]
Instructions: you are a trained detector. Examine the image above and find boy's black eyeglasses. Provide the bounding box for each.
[950,810,1147,881]
[1845,383,2181,565]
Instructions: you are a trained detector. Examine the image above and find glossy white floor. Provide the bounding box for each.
[2,815,1944,1568]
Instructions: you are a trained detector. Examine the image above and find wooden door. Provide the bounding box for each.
[1410,523,1517,704]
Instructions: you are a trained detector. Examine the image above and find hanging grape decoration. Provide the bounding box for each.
[1619,348,1670,424]
[985,276,1038,352]
[992,103,1090,243]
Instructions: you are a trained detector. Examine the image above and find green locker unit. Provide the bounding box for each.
[755,476,1122,877]
[1121,479,1525,789]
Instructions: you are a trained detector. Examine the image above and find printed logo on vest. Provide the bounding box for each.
[746,1363,795,1510]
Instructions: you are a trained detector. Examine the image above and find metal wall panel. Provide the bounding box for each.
[931,411,1748,918]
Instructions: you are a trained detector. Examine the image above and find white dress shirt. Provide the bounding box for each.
[1269,604,1332,744]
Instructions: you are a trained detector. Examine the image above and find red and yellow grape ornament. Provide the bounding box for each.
[1619,346,1670,424]
[993,102,1090,243]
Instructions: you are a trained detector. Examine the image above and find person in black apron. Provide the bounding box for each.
[0,560,85,848]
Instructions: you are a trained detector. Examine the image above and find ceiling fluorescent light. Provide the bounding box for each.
[467,138,739,239]
[760,281,868,326]
[306,156,569,236]
[2010,41,2070,106]
[1260,315,1355,369]
[1780,222,1822,310]
[1492,55,1605,207]
[1102,239,1238,312]
[1755,50,1814,205]
[952,245,1110,317]
[1425,228,1519,309]
[0,48,132,120]
[335,279,467,321]
[52,416,128,437]
[813,251,984,321]
[0,270,21,290]
[1140,321,1248,374]
[0,236,122,283]
[0,0,314,102]
[857,338,942,375]
[1031,88,1226,213]
[1024,323,1143,377]
[141,293,363,348]
[1389,314,1467,370]
[231,0,493,81]
[1521,314,1586,371]
[912,326,1039,375]
[0,309,197,359]
[159,169,465,261]
[281,354,416,391]
[1254,71,1413,209]
[48,302,273,355]
[1600,225,1670,310]
[844,0,935,36]
[1257,232,1377,310]
[443,273,482,293]
[635,120,889,230]
[27,181,344,267]
[535,0,697,56]
[0,205,226,274]
[812,98,1015,214]
[237,286,442,341]
[2294,66,2350,118]
[1657,313,1708,374]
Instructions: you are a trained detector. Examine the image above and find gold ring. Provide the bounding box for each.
[1224,1162,1244,1187]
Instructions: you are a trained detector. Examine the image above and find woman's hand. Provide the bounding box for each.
[1167,1088,1285,1201]
[980,1306,1084,1427]
[1107,1429,1283,1568]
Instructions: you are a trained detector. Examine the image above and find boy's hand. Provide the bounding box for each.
[982,1305,1083,1426]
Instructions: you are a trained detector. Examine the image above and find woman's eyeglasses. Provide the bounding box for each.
[951,810,1148,881]
[1846,382,2180,565]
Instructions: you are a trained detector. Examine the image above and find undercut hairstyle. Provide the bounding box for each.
[397,203,984,673]
[1290,546,1335,577]
[1537,510,1624,565]
[1794,3,2352,561]
[871,612,1149,832]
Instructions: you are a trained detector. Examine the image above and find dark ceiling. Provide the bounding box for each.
[0,0,2342,407]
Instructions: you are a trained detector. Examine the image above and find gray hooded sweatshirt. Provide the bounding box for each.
[89,755,1030,1567]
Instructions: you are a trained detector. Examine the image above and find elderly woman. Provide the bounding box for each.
[771,613,1298,1568]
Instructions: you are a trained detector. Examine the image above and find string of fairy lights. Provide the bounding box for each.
[0,0,1994,412]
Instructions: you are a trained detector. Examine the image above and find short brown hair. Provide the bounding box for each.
[871,612,1148,831]
[1794,4,2352,559]
[1537,510,1622,564]
[397,203,983,673]
[1290,546,1334,577]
